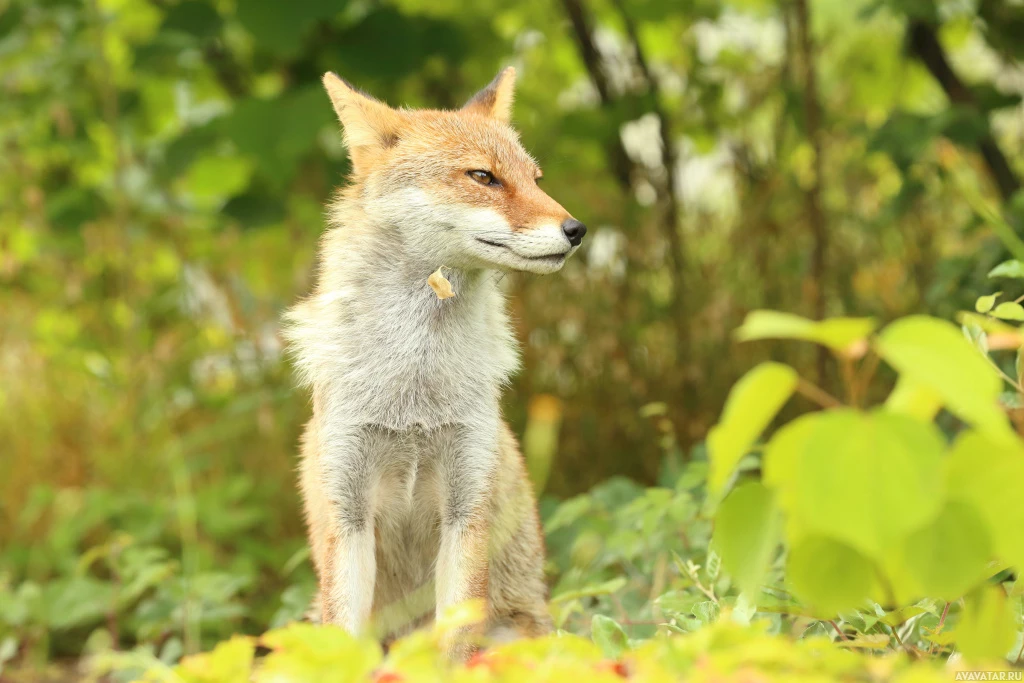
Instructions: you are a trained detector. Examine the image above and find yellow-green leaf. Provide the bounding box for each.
[707,362,798,495]
[988,260,1024,279]
[975,293,1000,313]
[992,301,1024,321]
[787,410,944,558]
[875,315,1010,440]
[884,375,942,420]
[177,636,254,683]
[787,536,879,617]
[947,431,1024,572]
[901,501,993,601]
[956,586,1016,662]
[713,482,781,599]
[734,310,877,353]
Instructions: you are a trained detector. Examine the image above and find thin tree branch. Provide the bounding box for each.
[608,0,694,414]
[908,20,1021,202]
[559,0,633,190]
[793,0,829,386]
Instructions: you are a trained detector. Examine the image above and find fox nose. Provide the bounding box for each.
[562,218,587,247]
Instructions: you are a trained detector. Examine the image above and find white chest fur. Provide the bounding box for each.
[285,255,520,432]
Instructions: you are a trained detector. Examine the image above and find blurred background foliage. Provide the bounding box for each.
[2,0,1024,673]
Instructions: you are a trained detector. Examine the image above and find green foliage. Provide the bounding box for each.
[4,0,1024,676]
[95,618,970,683]
[712,483,779,597]
[707,362,797,495]
[707,308,1024,663]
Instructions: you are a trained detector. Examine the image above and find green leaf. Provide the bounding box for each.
[787,536,878,617]
[712,482,780,598]
[590,615,629,658]
[162,1,224,40]
[235,0,343,56]
[991,302,1024,321]
[783,410,944,558]
[975,293,1000,313]
[707,362,798,495]
[176,636,253,683]
[988,260,1024,279]
[551,577,628,604]
[690,600,720,625]
[259,623,382,682]
[884,376,942,421]
[225,86,335,190]
[901,501,993,601]
[956,586,1016,662]
[874,315,1009,440]
[947,431,1024,572]
[734,310,877,353]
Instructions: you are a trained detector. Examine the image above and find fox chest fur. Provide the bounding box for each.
[287,258,519,431]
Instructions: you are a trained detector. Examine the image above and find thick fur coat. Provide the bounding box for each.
[284,67,585,655]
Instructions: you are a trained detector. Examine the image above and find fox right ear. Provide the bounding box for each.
[462,67,516,123]
[322,72,403,172]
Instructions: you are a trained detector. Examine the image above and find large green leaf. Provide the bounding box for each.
[884,375,942,421]
[901,501,993,601]
[712,482,780,599]
[956,586,1017,662]
[734,310,877,353]
[947,431,1024,572]
[706,362,798,495]
[787,536,878,617]
[874,316,1009,440]
[780,410,944,558]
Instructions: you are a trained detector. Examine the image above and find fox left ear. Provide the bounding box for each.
[462,67,516,123]
[322,72,404,173]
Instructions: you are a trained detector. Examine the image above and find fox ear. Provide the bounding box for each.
[462,67,516,123]
[322,72,403,172]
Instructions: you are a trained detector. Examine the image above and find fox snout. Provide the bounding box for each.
[561,218,587,247]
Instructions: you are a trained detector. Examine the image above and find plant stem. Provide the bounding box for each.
[829,620,850,641]
[796,379,843,409]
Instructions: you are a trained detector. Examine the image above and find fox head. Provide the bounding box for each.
[322,68,586,275]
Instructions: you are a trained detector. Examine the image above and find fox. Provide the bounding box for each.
[283,67,587,656]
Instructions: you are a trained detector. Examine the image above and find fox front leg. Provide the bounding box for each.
[434,429,498,659]
[320,428,378,635]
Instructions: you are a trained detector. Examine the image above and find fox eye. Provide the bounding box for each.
[468,170,500,187]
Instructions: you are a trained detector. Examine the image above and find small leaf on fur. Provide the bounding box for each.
[427,267,456,299]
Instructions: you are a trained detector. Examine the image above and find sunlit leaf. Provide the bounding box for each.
[707,362,798,495]
[975,293,999,313]
[712,482,780,599]
[884,376,942,421]
[787,536,878,617]
[991,302,1024,321]
[901,501,993,600]
[779,410,944,558]
[875,316,1010,440]
[947,431,1024,572]
[956,586,1016,662]
[178,636,254,683]
[988,260,1024,278]
[734,310,877,354]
